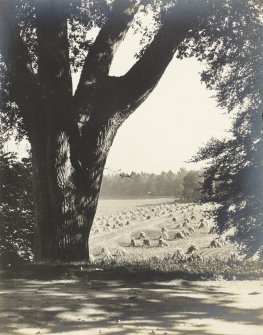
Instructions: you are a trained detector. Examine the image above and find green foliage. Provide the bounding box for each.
[0,150,34,264]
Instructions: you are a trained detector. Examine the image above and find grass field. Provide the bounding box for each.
[90,198,237,263]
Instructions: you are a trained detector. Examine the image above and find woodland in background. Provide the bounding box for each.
[100,169,201,200]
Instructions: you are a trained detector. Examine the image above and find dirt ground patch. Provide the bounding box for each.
[0,277,263,335]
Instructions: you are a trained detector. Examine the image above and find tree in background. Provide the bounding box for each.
[182,170,201,202]
[0,0,260,261]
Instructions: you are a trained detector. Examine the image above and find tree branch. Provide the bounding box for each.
[113,0,213,115]
[74,0,142,117]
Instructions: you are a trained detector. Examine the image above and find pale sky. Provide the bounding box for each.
[105,57,231,174]
[7,19,232,174]
[103,25,232,174]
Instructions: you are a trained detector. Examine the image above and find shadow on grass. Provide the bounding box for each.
[0,274,263,335]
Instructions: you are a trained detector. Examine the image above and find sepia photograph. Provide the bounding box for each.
[0,0,262,334]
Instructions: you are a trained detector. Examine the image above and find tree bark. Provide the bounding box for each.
[63,113,124,262]
[31,127,63,262]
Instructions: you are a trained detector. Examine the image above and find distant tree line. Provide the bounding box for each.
[100,169,202,201]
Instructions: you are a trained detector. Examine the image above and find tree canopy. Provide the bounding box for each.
[190,0,263,257]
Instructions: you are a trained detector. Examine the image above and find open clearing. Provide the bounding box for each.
[1,198,262,335]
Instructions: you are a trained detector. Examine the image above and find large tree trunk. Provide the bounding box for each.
[73,158,107,262]
[62,114,123,262]
[31,128,63,262]
[29,108,122,263]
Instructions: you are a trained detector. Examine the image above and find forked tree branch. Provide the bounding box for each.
[112,0,214,116]
[74,0,142,116]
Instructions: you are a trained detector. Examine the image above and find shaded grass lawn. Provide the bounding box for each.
[1,257,263,282]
